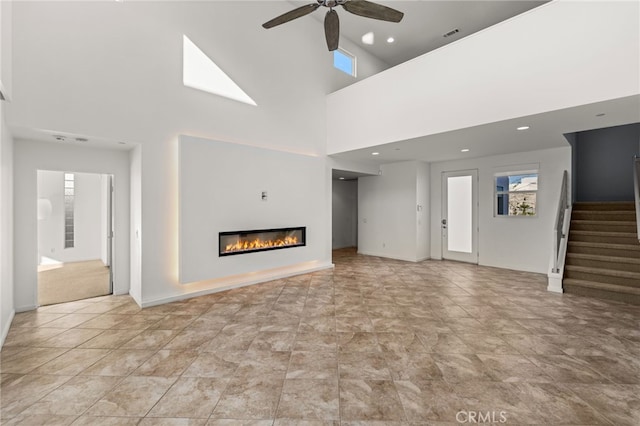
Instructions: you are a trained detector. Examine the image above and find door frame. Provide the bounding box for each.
[36,170,116,306]
[441,169,479,264]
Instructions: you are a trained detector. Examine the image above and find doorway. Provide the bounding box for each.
[332,176,358,251]
[37,170,114,305]
[442,169,478,263]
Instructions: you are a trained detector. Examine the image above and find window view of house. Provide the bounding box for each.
[496,172,538,216]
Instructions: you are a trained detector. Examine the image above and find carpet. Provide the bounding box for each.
[38,259,111,306]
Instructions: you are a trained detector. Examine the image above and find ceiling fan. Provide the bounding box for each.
[262,0,404,51]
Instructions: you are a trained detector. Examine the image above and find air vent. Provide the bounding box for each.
[443,28,460,38]
[75,137,89,143]
[53,135,66,142]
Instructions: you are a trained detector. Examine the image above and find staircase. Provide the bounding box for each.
[564,201,640,305]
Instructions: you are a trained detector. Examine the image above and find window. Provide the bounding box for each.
[333,48,356,77]
[495,171,538,216]
[64,173,75,248]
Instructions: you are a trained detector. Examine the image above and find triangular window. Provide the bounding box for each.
[183,35,257,106]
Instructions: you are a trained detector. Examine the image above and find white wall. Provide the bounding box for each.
[100,175,109,266]
[37,171,104,264]
[178,136,332,289]
[430,146,571,274]
[332,179,358,250]
[0,0,13,101]
[129,145,142,306]
[359,161,429,262]
[1,101,14,347]
[416,162,430,261]
[327,0,640,154]
[13,140,131,312]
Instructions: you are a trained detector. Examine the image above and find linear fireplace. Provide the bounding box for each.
[219,227,306,256]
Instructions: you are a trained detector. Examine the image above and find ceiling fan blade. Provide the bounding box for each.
[262,3,320,29]
[324,9,340,51]
[342,0,404,23]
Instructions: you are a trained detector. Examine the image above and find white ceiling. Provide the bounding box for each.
[10,127,134,151]
[295,0,548,66]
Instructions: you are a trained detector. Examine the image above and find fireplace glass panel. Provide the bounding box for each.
[219,227,306,256]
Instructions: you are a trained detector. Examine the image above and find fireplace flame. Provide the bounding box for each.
[224,236,299,253]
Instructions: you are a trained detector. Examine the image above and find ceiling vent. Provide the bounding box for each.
[443,28,460,38]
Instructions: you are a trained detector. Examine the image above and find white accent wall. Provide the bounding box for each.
[13,141,131,312]
[430,147,571,274]
[326,0,640,154]
[332,179,358,250]
[358,161,430,262]
[178,136,332,288]
[37,170,105,264]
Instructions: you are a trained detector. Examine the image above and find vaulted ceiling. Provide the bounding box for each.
[298,0,547,66]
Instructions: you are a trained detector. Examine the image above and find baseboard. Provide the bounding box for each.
[125,292,142,308]
[141,261,334,308]
[15,304,38,313]
[1,309,15,348]
[357,250,423,263]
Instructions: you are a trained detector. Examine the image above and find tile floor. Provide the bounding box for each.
[1,249,639,425]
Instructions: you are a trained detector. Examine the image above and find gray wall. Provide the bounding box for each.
[575,123,640,202]
[332,180,358,250]
[564,132,578,204]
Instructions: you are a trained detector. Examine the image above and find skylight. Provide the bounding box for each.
[182,35,257,106]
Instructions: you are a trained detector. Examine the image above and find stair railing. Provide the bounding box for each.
[552,170,570,273]
[634,155,640,242]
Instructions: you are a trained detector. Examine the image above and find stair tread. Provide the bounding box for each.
[565,265,640,278]
[563,278,640,295]
[572,211,636,215]
[571,220,637,225]
[568,241,640,251]
[573,202,636,210]
[566,253,640,264]
[574,201,635,205]
[570,230,638,237]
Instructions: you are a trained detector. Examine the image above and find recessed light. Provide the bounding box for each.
[596,113,606,117]
[53,135,66,142]
[461,148,470,152]
[362,32,374,45]
[386,37,395,43]
[517,126,530,131]
[339,177,345,180]
[372,152,380,156]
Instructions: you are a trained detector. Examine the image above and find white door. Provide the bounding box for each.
[442,169,478,263]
